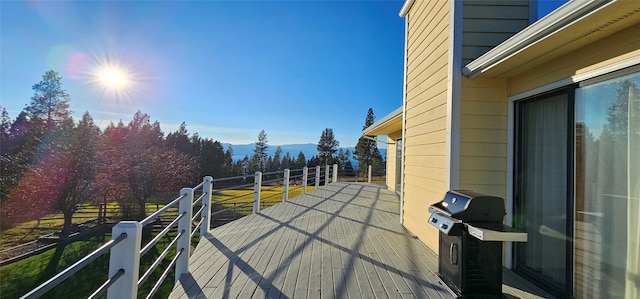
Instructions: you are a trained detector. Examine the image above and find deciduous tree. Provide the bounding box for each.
[55,112,100,238]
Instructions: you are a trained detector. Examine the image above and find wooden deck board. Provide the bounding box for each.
[170,183,556,299]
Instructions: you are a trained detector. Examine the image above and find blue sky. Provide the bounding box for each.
[1,1,405,147]
[1,1,567,147]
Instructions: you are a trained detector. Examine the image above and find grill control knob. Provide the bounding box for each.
[440,224,448,230]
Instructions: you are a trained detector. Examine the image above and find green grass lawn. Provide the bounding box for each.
[0,229,197,298]
[0,185,312,251]
[209,185,314,220]
[0,202,172,251]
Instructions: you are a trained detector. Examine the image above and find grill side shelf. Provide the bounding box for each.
[465,223,528,242]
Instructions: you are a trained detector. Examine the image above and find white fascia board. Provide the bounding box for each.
[462,0,611,78]
[400,16,408,225]
[399,0,416,17]
[362,106,403,136]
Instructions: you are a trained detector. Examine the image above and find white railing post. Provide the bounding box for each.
[302,167,308,194]
[315,166,320,188]
[333,164,338,183]
[201,176,213,236]
[368,165,372,183]
[176,188,193,283]
[325,165,330,186]
[283,169,290,202]
[107,221,141,299]
[254,171,262,214]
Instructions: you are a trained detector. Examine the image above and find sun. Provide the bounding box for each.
[99,68,128,89]
[84,52,150,102]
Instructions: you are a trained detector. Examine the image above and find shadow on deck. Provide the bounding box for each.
[170,183,553,299]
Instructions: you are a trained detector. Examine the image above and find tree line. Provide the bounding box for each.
[0,70,385,236]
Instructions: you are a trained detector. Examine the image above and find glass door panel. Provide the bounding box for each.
[396,138,402,193]
[516,92,569,292]
[574,72,640,298]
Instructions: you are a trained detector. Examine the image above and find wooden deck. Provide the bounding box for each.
[170,183,554,299]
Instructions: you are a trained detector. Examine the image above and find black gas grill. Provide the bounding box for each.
[428,190,527,298]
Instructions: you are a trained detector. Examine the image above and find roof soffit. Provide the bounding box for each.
[363,107,403,137]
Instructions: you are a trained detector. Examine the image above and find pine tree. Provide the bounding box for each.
[223,146,235,176]
[272,146,283,171]
[251,130,268,172]
[354,108,384,176]
[317,128,339,166]
[0,107,10,142]
[25,70,71,130]
[281,152,293,170]
[295,151,307,169]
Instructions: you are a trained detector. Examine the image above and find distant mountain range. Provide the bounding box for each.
[221,143,386,166]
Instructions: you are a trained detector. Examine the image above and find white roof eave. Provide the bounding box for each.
[399,0,416,17]
[362,107,403,136]
[462,0,612,78]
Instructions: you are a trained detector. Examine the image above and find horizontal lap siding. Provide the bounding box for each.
[404,0,450,253]
[460,77,508,199]
[386,140,397,192]
[462,0,530,65]
[510,23,640,95]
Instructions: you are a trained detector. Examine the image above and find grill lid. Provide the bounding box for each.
[428,190,506,223]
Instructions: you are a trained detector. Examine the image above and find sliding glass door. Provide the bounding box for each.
[515,91,570,295]
[515,67,639,298]
[574,72,639,298]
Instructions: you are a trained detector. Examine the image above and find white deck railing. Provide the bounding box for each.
[20,164,352,299]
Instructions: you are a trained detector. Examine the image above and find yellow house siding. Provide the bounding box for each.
[459,77,508,199]
[407,0,448,59]
[386,132,402,192]
[403,0,450,253]
[510,23,640,95]
[386,139,397,192]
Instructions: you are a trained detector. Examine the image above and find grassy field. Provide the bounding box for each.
[0,202,165,251]
[0,185,314,298]
[0,185,314,251]
[0,230,187,298]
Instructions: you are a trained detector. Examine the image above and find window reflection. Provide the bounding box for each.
[575,73,640,298]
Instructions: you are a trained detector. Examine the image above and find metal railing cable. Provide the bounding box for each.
[191,218,204,238]
[138,230,184,287]
[192,192,206,207]
[140,213,184,256]
[215,192,254,204]
[141,194,186,226]
[215,182,255,191]
[192,205,206,222]
[262,177,284,185]
[20,233,128,299]
[145,248,183,299]
[87,269,124,299]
